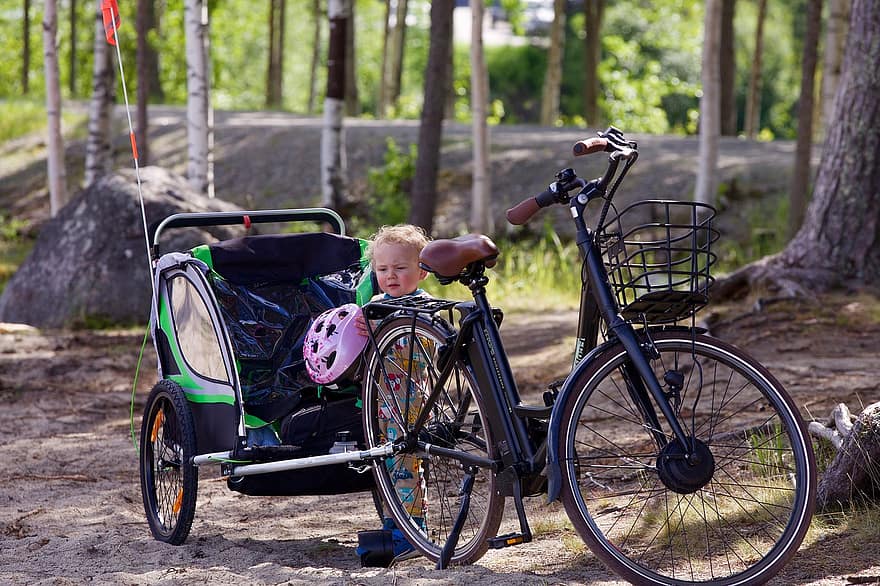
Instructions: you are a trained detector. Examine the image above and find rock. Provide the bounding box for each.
[0,167,245,329]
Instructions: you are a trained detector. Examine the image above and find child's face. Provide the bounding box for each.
[372,242,426,298]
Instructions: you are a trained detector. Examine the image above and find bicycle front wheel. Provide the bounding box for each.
[361,315,504,565]
[558,331,816,585]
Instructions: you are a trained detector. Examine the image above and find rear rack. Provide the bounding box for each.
[363,296,459,321]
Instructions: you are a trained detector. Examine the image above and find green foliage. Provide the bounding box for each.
[0,215,33,297]
[715,192,789,272]
[362,138,417,228]
[0,99,48,142]
[422,223,581,311]
[485,44,546,124]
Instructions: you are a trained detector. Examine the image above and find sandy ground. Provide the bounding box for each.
[2,294,880,585]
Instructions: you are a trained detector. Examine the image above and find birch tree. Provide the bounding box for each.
[85,0,116,187]
[321,0,350,209]
[540,0,566,127]
[43,0,68,216]
[184,0,213,196]
[470,0,491,233]
[695,0,721,206]
[378,0,408,117]
[744,0,767,139]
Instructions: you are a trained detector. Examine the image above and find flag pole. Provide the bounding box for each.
[102,0,157,303]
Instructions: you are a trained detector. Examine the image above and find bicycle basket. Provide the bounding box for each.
[599,200,719,324]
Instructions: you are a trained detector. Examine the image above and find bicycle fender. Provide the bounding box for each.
[545,338,619,503]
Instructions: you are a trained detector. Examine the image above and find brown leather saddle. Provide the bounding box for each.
[419,234,499,280]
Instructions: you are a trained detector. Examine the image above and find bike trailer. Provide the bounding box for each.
[146,209,375,501]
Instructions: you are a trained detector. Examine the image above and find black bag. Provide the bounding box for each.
[227,396,375,496]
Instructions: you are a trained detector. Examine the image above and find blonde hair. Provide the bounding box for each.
[367,224,431,263]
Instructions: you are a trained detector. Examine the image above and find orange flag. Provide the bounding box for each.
[102,0,121,45]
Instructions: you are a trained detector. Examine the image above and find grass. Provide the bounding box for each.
[0,99,49,143]
[0,216,34,297]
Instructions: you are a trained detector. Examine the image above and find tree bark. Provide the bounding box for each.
[583,0,604,128]
[540,0,566,127]
[788,0,823,239]
[23,0,31,94]
[714,0,880,298]
[469,0,491,234]
[184,0,213,196]
[744,0,767,139]
[70,0,78,96]
[695,0,721,207]
[85,0,116,187]
[820,0,851,134]
[409,0,454,232]
[344,0,359,116]
[389,0,408,108]
[43,0,68,216]
[266,0,285,108]
[812,402,880,510]
[321,0,349,209]
[307,0,322,115]
[719,0,736,136]
[136,0,150,165]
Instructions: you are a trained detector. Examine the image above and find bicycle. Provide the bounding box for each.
[358,127,817,584]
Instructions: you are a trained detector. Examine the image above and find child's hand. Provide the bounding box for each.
[355,312,369,337]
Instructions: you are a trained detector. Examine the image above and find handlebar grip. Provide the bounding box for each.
[506,189,553,225]
[573,137,608,157]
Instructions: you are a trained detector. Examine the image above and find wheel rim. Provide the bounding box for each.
[145,397,187,536]
[564,336,813,584]
[363,320,501,563]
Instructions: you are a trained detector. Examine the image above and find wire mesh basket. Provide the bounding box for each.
[599,200,719,324]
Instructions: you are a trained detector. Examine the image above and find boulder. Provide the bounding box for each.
[0,167,246,329]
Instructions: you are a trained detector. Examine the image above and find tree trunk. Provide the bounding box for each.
[540,0,566,127]
[344,0,359,116]
[307,0,322,115]
[184,0,213,196]
[266,0,285,108]
[43,0,68,217]
[409,0,454,232]
[321,0,349,209]
[719,0,736,136]
[820,0,851,134]
[136,0,150,165]
[70,0,77,96]
[788,0,823,239]
[583,0,604,128]
[714,0,880,298]
[695,0,721,206]
[389,0,408,108]
[469,0,491,234]
[85,0,116,187]
[744,0,767,139]
[378,0,392,117]
[23,0,31,94]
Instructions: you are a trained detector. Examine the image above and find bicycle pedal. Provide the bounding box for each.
[488,532,531,549]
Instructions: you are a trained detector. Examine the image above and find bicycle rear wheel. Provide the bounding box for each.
[361,315,504,565]
[558,331,816,585]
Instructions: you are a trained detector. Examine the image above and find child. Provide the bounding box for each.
[359,224,431,560]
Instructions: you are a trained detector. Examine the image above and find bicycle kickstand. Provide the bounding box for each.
[436,466,479,570]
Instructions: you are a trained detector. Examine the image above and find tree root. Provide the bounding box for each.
[808,402,880,510]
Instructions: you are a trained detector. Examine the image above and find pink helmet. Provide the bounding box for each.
[304,303,368,384]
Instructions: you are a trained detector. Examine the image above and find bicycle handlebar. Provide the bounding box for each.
[506,128,638,226]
